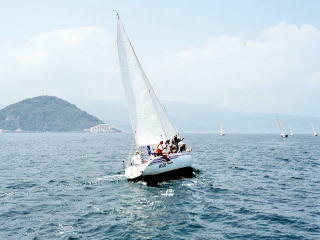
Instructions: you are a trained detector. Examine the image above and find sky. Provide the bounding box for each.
[0,0,320,117]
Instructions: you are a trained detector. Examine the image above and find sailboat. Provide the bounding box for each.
[311,124,318,136]
[275,113,288,138]
[289,126,294,136]
[219,125,226,136]
[116,14,192,180]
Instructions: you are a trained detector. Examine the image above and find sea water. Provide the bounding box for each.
[0,133,319,239]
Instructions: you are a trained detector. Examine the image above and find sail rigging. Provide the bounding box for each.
[275,113,287,137]
[117,15,177,147]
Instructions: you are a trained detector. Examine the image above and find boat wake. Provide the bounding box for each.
[83,174,126,185]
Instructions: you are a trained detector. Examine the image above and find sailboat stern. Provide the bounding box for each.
[142,153,192,176]
[125,153,193,180]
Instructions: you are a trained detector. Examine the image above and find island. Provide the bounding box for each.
[0,96,120,132]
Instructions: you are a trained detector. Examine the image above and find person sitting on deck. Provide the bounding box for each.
[170,143,178,153]
[163,139,171,154]
[132,151,142,165]
[178,141,186,152]
[155,141,165,156]
[172,134,184,150]
[162,140,172,161]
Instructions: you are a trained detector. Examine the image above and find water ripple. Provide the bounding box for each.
[0,133,319,239]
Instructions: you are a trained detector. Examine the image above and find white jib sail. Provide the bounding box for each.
[117,15,177,147]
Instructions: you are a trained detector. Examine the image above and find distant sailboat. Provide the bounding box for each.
[275,114,288,138]
[116,14,192,180]
[311,124,318,136]
[219,125,226,136]
[289,126,294,136]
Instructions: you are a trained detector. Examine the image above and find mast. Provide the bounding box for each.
[275,113,286,137]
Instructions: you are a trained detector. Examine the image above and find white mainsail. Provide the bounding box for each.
[117,15,177,147]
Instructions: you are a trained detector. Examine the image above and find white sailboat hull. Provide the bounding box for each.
[125,153,192,180]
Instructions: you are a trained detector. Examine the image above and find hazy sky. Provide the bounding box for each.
[0,0,319,117]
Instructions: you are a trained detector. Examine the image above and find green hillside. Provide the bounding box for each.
[0,96,103,132]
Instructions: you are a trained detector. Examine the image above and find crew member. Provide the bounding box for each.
[155,141,165,156]
[172,134,184,149]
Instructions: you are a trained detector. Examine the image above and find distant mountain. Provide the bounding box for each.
[73,99,320,134]
[0,96,103,132]
[72,99,130,131]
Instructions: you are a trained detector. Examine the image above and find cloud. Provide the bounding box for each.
[146,23,320,116]
[0,26,121,105]
[0,23,319,116]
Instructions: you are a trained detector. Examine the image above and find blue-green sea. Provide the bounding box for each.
[0,133,319,239]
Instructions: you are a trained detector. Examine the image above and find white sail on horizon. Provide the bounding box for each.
[117,15,177,147]
[289,126,294,136]
[219,125,225,135]
[312,124,318,136]
[275,113,286,137]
